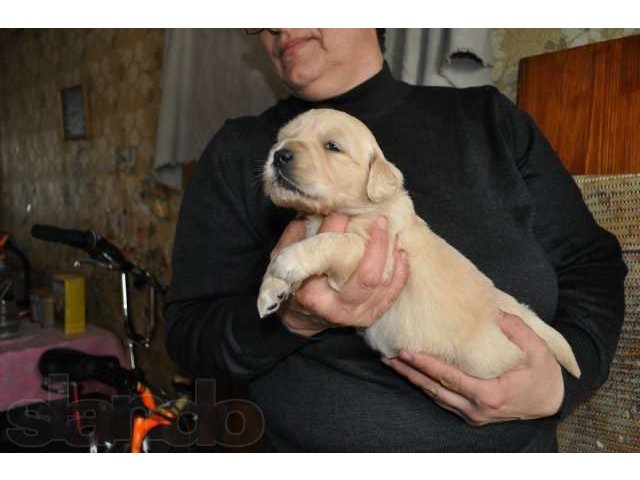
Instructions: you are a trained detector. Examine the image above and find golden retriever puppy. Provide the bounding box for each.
[258,108,581,379]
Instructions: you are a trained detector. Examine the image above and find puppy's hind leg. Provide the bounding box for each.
[257,232,366,317]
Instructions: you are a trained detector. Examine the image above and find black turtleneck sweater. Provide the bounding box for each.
[164,65,627,452]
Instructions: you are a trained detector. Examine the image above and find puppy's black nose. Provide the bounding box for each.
[274,148,294,170]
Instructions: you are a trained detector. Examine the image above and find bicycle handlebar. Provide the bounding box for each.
[31,224,133,272]
[31,224,96,252]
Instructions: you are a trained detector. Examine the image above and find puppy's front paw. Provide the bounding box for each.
[257,275,291,318]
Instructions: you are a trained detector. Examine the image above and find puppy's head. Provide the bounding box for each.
[262,108,403,215]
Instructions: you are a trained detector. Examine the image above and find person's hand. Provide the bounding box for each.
[273,214,410,337]
[382,311,565,426]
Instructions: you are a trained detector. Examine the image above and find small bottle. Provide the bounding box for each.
[0,299,21,340]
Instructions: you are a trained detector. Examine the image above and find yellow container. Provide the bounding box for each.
[52,274,86,334]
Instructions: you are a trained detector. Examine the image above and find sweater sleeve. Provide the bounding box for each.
[491,89,628,418]
[163,122,313,381]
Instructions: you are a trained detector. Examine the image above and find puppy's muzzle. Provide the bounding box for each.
[273,148,294,173]
[269,144,312,198]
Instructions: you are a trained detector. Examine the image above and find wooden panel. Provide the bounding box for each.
[518,35,640,174]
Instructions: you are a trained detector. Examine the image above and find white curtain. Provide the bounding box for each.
[153,28,287,190]
[385,28,494,87]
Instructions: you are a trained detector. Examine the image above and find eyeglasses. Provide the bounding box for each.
[244,29,281,35]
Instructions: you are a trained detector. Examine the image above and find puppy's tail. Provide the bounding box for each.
[529,317,582,379]
[499,293,581,379]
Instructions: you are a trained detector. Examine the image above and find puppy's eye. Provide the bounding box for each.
[324,141,341,153]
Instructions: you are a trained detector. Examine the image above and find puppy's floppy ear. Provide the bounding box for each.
[366,147,403,203]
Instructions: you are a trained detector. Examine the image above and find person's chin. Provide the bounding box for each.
[285,75,318,96]
[279,54,321,87]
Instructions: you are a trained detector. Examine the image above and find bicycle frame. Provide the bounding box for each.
[118,271,156,369]
[32,224,181,452]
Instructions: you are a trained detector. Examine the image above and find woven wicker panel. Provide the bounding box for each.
[557,174,640,452]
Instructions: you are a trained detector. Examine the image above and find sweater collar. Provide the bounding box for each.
[283,62,411,120]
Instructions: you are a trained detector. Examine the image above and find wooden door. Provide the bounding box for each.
[517,35,640,174]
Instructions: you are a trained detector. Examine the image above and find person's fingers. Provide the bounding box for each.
[368,249,409,320]
[382,356,439,395]
[285,295,316,318]
[317,213,350,234]
[381,240,399,286]
[277,295,331,337]
[387,249,410,291]
[350,217,389,288]
[285,296,332,327]
[383,356,474,417]
[395,349,494,404]
[272,219,307,257]
[294,275,341,317]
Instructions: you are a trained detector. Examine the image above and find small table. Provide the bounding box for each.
[0,321,128,410]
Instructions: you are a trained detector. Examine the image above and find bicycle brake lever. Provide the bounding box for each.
[74,258,116,270]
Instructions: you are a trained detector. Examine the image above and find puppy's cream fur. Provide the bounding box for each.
[259,108,581,379]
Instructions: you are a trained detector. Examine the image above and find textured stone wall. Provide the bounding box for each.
[491,28,640,101]
[0,28,181,390]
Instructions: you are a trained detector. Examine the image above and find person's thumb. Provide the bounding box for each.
[497,310,541,353]
[272,219,307,257]
[318,213,350,234]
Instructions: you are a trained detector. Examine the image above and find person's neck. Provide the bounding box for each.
[282,60,411,120]
[292,56,384,102]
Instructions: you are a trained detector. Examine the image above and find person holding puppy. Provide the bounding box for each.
[165,29,626,451]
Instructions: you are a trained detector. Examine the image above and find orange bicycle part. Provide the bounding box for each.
[130,383,178,453]
[138,383,160,411]
[131,414,171,453]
